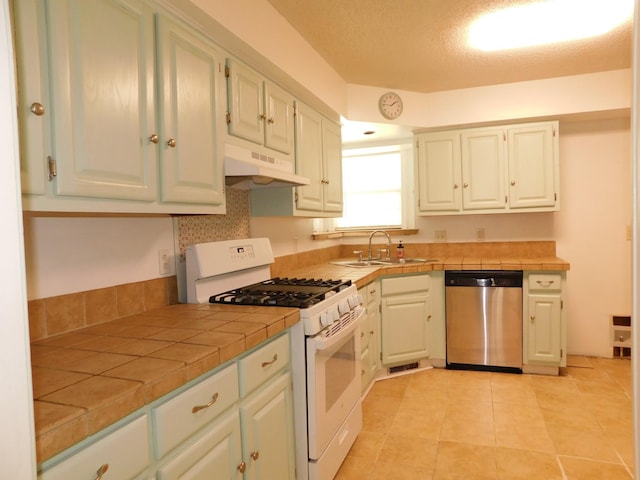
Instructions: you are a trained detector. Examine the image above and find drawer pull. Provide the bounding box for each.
[250,450,260,461]
[191,392,219,414]
[536,280,555,287]
[261,353,278,368]
[95,463,109,480]
[237,462,246,473]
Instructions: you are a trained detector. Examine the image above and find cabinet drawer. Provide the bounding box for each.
[528,273,562,292]
[153,363,239,458]
[39,415,150,480]
[239,333,290,397]
[382,274,430,296]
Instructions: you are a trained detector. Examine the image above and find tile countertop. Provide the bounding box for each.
[31,254,569,464]
[31,303,300,464]
[286,256,571,290]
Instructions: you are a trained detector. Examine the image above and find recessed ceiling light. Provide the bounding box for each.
[469,0,633,52]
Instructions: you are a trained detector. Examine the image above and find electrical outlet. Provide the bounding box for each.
[435,230,447,242]
[476,227,485,241]
[158,249,171,275]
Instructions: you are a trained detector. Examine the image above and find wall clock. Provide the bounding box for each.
[378,91,403,120]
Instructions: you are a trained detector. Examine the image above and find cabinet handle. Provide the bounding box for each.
[454,183,459,189]
[192,392,219,413]
[268,117,275,124]
[530,315,536,321]
[361,369,365,375]
[250,451,260,461]
[237,462,246,473]
[536,280,554,287]
[30,102,45,116]
[463,182,469,188]
[427,314,432,321]
[259,113,267,120]
[361,331,365,338]
[261,353,278,368]
[95,463,109,480]
[167,138,177,148]
[511,180,516,186]
[148,134,159,144]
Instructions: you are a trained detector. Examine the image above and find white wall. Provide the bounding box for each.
[23,215,176,300]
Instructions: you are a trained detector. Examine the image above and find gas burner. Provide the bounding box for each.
[209,277,352,308]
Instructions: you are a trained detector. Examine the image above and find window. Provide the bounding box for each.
[336,144,414,230]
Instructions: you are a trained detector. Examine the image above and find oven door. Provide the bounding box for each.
[306,307,364,459]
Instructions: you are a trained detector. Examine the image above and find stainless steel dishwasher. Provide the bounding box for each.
[445,270,523,373]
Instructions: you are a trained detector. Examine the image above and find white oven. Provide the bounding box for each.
[305,304,364,479]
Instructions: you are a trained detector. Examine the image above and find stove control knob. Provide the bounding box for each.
[319,311,332,327]
[338,300,350,316]
[348,294,361,309]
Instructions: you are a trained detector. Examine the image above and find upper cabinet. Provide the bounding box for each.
[14,0,225,214]
[250,101,343,217]
[415,121,559,215]
[225,58,295,155]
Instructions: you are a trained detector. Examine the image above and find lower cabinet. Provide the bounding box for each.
[360,280,380,392]
[523,272,567,371]
[37,332,295,480]
[379,273,445,367]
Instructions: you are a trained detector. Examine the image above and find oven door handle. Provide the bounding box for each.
[311,307,364,351]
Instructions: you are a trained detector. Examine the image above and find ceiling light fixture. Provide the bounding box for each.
[468,0,633,52]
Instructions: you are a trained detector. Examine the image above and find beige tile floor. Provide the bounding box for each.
[336,356,634,480]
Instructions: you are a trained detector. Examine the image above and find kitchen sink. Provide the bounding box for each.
[330,258,439,268]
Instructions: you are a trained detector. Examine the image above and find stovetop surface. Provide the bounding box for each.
[209,277,352,309]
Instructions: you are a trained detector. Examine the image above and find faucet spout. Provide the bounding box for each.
[368,230,392,261]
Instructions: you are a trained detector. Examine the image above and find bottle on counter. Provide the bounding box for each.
[396,241,405,261]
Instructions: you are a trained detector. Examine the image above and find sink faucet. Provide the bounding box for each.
[368,230,392,261]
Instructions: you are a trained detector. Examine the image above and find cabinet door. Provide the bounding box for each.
[157,410,243,480]
[416,131,461,213]
[13,0,49,195]
[156,15,224,206]
[46,0,157,201]
[294,102,324,212]
[264,82,294,154]
[226,59,264,145]
[239,372,295,480]
[526,294,562,364]
[460,128,506,211]
[321,118,343,212]
[381,294,430,365]
[508,123,557,209]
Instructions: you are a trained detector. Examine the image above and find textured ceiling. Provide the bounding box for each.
[265,0,632,94]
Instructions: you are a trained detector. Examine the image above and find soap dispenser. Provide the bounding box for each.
[396,241,405,261]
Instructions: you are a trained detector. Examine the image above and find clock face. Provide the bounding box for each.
[379,92,403,119]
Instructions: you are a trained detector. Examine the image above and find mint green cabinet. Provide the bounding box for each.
[523,272,567,373]
[361,280,380,391]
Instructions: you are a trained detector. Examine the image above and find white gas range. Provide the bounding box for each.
[185,238,364,480]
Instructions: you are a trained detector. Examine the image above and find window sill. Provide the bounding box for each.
[312,228,419,240]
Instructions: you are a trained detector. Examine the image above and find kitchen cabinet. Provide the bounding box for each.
[415,121,559,215]
[38,415,151,480]
[225,58,295,155]
[38,332,294,479]
[380,274,432,366]
[361,280,380,392]
[250,101,343,217]
[14,0,225,214]
[523,272,567,372]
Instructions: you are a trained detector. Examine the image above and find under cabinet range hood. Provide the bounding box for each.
[224,143,310,189]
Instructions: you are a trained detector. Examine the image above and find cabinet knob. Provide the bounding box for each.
[530,315,536,321]
[148,134,159,144]
[260,113,267,120]
[30,102,45,116]
[250,450,260,461]
[192,392,219,413]
[511,180,516,186]
[95,463,109,480]
[237,462,247,473]
[463,182,469,188]
[167,138,177,148]
[454,183,459,189]
[268,117,275,124]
